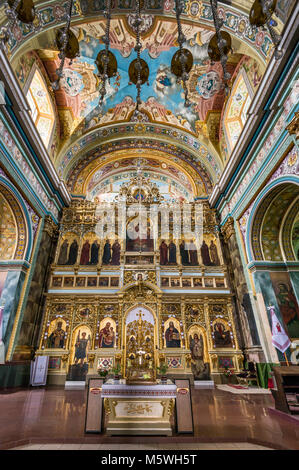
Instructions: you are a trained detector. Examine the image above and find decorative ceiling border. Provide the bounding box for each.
[65,137,214,195]
[3,1,273,63]
[57,122,222,181]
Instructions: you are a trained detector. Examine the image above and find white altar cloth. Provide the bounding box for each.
[102,379,177,398]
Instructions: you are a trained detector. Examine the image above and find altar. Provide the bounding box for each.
[102,379,177,436]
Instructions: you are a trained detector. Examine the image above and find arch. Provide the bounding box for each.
[246,178,299,262]
[62,137,217,194]
[0,179,32,261]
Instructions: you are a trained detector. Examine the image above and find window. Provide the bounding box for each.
[26,69,55,148]
[224,70,252,153]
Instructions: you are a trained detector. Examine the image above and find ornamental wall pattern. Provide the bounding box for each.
[0,117,59,220]
[220,78,299,223]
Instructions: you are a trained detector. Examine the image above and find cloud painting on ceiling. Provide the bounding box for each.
[42,18,243,139]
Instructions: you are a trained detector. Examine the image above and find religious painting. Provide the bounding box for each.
[204,278,214,287]
[126,218,154,252]
[98,317,116,348]
[188,325,209,379]
[171,278,181,287]
[110,277,119,287]
[79,307,91,319]
[48,357,61,369]
[193,278,203,287]
[270,272,299,338]
[161,277,169,287]
[212,320,233,348]
[103,304,117,314]
[126,255,154,264]
[68,325,92,381]
[47,318,67,349]
[182,278,191,287]
[63,277,74,287]
[164,318,181,348]
[75,277,86,287]
[125,255,139,265]
[57,238,69,265]
[185,305,203,323]
[99,277,109,287]
[140,255,154,264]
[215,278,225,288]
[52,276,62,287]
[66,238,79,265]
[87,277,97,287]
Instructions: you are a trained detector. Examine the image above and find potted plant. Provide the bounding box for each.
[223,366,235,384]
[111,363,121,381]
[157,363,168,383]
[97,368,109,381]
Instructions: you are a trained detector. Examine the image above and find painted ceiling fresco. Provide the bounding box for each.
[40,17,239,139]
[73,155,199,202]
[10,1,272,188]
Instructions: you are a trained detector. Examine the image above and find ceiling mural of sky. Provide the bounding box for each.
[50,19,235,138]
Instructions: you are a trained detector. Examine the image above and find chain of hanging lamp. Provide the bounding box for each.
[52,0,74,90]
[261,0,282,59]
[134,0,142,111]
[98,0,112,108]
[0,0,40,47]
[209,0,231,95]
[174,0,191,107]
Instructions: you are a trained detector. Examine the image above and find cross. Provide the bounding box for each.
[137,310,145,323]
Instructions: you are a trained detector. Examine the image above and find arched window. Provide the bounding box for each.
[26,69,55,148]
[223,69,252,153]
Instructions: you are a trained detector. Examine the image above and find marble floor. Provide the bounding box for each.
[11,443,271,450]
[0,386,298,450]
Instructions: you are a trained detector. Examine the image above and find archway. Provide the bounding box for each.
[124,305,158,381]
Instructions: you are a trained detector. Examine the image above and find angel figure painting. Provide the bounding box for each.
[74,330,91,365]
[189,330,210,380]
[67,327,92,381]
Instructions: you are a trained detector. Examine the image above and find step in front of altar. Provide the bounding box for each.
[194,380,215,389]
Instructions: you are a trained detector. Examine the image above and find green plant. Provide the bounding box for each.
[98,368,108,377]
[157,363,168,375]
[224,366,234,377]
[111,363,121,376]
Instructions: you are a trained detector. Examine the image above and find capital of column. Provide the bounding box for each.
[43,215,58,238]
[221,216,235,243]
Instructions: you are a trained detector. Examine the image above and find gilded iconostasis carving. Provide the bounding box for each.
[37,191,241,384]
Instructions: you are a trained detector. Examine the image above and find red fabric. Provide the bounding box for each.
[268,378,274,389]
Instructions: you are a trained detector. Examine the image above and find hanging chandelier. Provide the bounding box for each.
[0,0,41,46]
[51,0,79,90]
[208,0,232,95]
[171,0,193,107]
[96,0,118,108]
[249,0,282,59]
[128,0,149,112]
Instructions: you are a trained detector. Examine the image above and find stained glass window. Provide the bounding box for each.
[26,69,54,148]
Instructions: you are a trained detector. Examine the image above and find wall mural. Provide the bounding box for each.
[270,272,299,339]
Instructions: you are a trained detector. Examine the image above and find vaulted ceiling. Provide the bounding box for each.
[3,0,292,199]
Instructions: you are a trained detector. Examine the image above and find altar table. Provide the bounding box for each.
[102,379,177,436]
